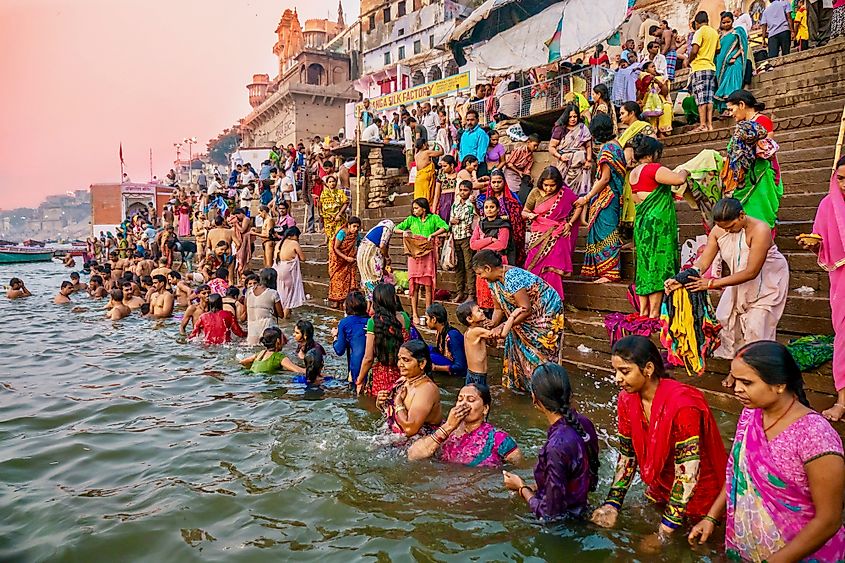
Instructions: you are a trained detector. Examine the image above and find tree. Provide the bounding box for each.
[208,134,240,166]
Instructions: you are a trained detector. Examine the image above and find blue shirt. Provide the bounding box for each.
[611,63,641,105]
[259,164,272,181]
[228,169,239,187]
[333,315,369,383]
[458,125,490,163]
[428,327,467,379]
[760,0,791,37]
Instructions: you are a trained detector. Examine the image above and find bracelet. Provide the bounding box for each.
[518,485,533,498]
[395,404,407,413]
[703,515,722,526]
[707,278,713,289]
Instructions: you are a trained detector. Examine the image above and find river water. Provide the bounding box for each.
[0,261,732,562]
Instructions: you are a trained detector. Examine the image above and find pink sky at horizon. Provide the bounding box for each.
[0,0,359,210]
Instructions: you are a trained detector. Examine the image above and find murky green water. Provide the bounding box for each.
[0,261,730,562]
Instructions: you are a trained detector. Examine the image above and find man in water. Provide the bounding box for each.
[88,275,109,299]
[148,274,174,318]
[205,215,233,256]
[134,252,155,279]
[69,272,86,293]
[106,289,131,320]
[54,281,74,304]
[180,284,210,335]
[168,270,193,307]
[150,257,171,279]
[122,282,145,310]
[6,278,32,299]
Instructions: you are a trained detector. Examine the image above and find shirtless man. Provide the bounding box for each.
[109,251,128,283]
[150,257,171,279]
[88,275,109,299]
[135,253,156,278]
[69,272,86,293]
[105,289,131,320]
[54,281,74,304]
[205,215,234,256]
[121,282,146,310]
[6,278,32,299]
[455,300,522,385]
[251,205,276,268]
[180,284,211,335]
[148,274,175,318]
[168,270,193,307]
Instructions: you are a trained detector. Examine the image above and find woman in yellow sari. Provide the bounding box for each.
[617,101,657,226]
[637,62,673,137]
[319,174,349,245]
[413,138,444,203]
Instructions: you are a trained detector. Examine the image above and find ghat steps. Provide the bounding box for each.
[260,40,844,416]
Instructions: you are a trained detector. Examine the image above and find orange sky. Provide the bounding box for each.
[0,0,359,210]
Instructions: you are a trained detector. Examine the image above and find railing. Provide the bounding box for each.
[468,66,614,125]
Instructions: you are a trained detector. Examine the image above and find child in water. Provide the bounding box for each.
[294,320,326,385]
[456,299,523,385]
[240,327,305,374]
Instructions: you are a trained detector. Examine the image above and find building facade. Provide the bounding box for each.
[239,5,358,148]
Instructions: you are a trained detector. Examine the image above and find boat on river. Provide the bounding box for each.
[0,246,55,264]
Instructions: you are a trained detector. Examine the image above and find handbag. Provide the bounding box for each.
[440,234,457,271]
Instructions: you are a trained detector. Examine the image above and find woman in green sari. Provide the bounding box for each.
[617,101,657,226]
[628,136,690,318]
[714,12,748,115]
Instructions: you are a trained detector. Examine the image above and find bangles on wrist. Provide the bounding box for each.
[703,515,722,526]
[431,425,451,445]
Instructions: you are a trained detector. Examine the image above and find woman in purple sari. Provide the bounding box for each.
[688,341,845,561]
[408,383,522,466]
[522,166,582,299]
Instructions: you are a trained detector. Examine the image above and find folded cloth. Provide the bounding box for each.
[403,235,433,258]
[604,312,663,345]
[785,334,835,371]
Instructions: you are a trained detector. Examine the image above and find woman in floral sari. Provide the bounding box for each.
[713,12,748,115]
[357,220,395,302]
[408,383,522,466]
[522,166,581,300]
[472,250,565,392]
[327,216,361,307]
[688,341,845,561]
[319,174,349,244]
[578,114,625,283]
[548,104,593,196]
[475,170,526,267]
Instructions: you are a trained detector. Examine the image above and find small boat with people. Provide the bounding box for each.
[0,245,55,264]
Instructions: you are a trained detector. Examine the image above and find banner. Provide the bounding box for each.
[363,72,471,112]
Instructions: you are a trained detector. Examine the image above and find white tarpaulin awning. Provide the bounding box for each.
[452,0,629,78]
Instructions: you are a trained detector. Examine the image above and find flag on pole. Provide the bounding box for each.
[545,15,563,63]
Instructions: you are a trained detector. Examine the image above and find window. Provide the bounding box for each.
[398,28,405,36]
[413,40,421,54]
[398,46,405,59]
[398,1,407,16]
[384,51,391,65]
[384,6,391,22]
[368,14,375,30]
[429,35,435,48]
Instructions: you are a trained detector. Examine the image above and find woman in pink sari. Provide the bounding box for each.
[799,156,845,421]
[689,341,845,561]
[177,201,192,237]
[522,167,581,299]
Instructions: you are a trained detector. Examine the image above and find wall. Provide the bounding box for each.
[90,184,122,229]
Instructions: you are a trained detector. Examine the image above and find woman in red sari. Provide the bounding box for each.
[522,166,581,300]
[591,335,727,547]
[327,216,361,308]
[475,170,526,267]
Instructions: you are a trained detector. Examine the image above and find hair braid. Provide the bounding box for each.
[561,406,600,492]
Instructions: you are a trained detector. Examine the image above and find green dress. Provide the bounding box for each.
[251,351,287,374]
[634,183,679,295]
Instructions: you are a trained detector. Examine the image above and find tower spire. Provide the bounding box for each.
[337,1,345,27]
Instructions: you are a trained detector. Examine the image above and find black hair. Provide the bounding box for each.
[555,104,582,127]
[465,108,479,119]
[61,280,74,290]
[400,339,431,375]
[592,83,610,103]
[285,226,301,238]
[140,303,151,315]
[415,137,428,151]
[725,89,766,112]
[295,320,317,354]
[736,341,810,407]
[347,216,362,226]
[441,155,457,167]
[214,267,228,280]
[169,270,182,280]
[464,382,492,420]
[694,10,709,24]
[110,288,124,302]
[589,113,616,144]
[461,154,479,168]
[471,249,503,270]
[531,363,599,491]
[537,166,564,190]
[632,134,664,161]
[260,326,283,350]
[649,24,659,34]
[482,194,501,212]
[344,290,368,316]
[70,271,80,280]
[141,275,153,286]
[712,197,745,222]
[412,197,431,214]
[90,275,103,286]
[196,284,210,294]
[323,160,335,169]
[215,240,229,248]
[372,283,404,367]
[458,179,473,191]
[304,348,325,385]
[208,293,223,312]
[214,216,225,226]
[721,10,734,21]
[226,285,241,299]
[455,299,477,326]
[258,267,277,289]
[527,133,541,143]
[611,335,667,378]
[245,273,259,286]
[425,303,452,352]
[621,101,643,120]
[837,155,845,169]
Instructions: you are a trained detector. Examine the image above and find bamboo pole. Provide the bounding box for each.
[834,103,845,169]
[355,113,362,218]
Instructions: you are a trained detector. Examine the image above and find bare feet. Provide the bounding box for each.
[822,403,845,422]
[690,125,707,133]
[593,277,612,284]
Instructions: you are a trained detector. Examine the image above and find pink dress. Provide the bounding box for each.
[177,205,191,237]
[439,422,518,467]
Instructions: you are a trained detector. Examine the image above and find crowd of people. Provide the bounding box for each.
[6,12,845,557]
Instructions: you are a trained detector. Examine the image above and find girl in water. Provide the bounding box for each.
[240,327,305,375]
[294,320,326,385]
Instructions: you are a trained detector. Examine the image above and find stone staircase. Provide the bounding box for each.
[277,40,845,417]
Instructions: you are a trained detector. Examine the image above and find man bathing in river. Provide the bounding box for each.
[106,289,131,320]
[54,281,73,304]
[88,275,109,299]
[122,282,146,310]
[180,285,210,335]
[148,274,174,318]
[6,278,32,299]
[69,272,86,293]
[168,270,193,307]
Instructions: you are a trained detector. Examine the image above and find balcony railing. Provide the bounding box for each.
[468,66,614,125]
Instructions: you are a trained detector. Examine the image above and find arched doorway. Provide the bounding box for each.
[427,66,442,82]
[411,70,425,86]
[444,60,459,78]
[306,63,325,85]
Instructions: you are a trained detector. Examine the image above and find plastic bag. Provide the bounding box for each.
[440,235,456,271]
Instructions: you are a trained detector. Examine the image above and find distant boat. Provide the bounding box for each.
[0,246,55,264]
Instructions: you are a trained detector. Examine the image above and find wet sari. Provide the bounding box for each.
[319,187,349,244]
[524,187,580,299]
[489,267,565,391]
[726,408,845,561]
[633,175,679,295]
[714,26,748,113]
[582,141,625,281]
[328,228,360,302]
[439,422,518,467]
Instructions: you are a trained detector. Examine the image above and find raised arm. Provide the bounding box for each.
[710,225,772,289]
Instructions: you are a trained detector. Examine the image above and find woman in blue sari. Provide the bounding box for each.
[714,11,748,115]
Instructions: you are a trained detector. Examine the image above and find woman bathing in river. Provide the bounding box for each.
[377,340,442,438]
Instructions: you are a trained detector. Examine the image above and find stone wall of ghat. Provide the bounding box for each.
[264,39,845,415]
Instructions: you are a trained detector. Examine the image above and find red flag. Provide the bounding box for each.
[119,142,124,164]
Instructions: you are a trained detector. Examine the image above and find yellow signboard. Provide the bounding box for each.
[364,72,471,112]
